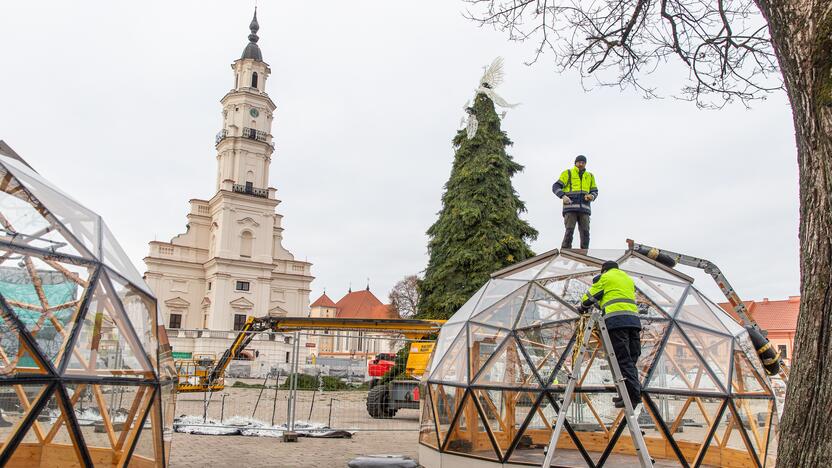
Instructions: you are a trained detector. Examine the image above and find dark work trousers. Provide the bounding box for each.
[562,212,591,249]
[609,327,642,404]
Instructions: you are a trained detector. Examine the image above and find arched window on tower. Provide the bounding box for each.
[240,231,253,258]
[251,72,258,89]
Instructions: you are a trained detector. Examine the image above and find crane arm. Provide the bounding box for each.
[205,316,444,385]
[626,239,787,378]
[626,239,761,331]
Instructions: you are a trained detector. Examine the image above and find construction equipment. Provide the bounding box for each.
[174,316,443,418]
[627,239,788,380]
[542,309,653,468]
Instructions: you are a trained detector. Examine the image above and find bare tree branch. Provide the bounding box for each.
[463,0,783,107]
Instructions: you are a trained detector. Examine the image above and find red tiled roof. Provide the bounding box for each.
[310,293,337,308]
[335,289,385,319]
[719,296,799,332]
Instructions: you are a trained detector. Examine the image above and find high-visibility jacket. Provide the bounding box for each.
[552,166,598,215]
[581,268,641,330]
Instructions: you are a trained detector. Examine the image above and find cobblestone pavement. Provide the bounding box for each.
[170,431,419,468]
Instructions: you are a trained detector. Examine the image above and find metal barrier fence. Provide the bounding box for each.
[175,331,423,433]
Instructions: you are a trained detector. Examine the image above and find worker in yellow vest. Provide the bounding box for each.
[579,261,642,408]
[552,155,598,249]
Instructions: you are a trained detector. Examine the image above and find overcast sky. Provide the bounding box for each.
[0,1,800,308]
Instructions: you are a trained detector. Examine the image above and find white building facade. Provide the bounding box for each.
[144,11,313,362]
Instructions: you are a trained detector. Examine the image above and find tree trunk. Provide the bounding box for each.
[755,0,832,465]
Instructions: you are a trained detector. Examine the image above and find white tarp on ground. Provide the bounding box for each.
[173,415,354,438]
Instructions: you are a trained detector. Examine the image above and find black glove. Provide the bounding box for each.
[577,304,590,314]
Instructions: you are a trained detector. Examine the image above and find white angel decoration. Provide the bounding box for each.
[461,57,519,140]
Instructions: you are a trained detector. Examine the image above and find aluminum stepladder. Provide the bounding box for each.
[541,309,653,468]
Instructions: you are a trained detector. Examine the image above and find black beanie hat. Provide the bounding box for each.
[601,261,618,273]
[575,155,587,163]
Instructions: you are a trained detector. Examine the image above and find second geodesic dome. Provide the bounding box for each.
[419,249,778,468]
[0,145,176,467]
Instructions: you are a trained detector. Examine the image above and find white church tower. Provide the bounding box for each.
[145,10,313,334]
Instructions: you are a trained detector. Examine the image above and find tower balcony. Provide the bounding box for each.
[232,183,269,198]
[214,128,275,149]
[215,129,228,145]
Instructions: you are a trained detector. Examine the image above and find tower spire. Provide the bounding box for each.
[241,8,263,61]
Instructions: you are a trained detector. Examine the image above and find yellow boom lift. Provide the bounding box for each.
[174,316,444,417]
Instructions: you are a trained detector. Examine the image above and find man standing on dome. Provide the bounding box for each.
[552,155,598,249]
[579,261,642,408]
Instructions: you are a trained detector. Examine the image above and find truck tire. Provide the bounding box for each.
[366,385,397,419]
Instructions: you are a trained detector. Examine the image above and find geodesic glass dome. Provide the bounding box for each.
[0,148,176,467]
[419,249,778,468]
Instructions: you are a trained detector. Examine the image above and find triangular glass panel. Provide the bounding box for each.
[501,255,553,281]
[731,349,771,395]
[507,391,587,466]
[429,328,468,384]
[637,399,685,467]
[469,279,527,317]
[0,383,49,451]
[634,289,668,319]
[649,393,725,466]
[474,388,542,459]
[4,385,87,466]
[537,274,596,306]
[646,326,723,394]
[473,337,540,388]
[468,324,509,381]
[619,255,685,282]
[443,391,499,460]
[0,169,90,259]
[636,319,670,385]
[419,385,440,448]
[700,294,746,336]
[699,400,758,468]
[64,277,154,379]
[430,383,465,445]
[0,310,50,378]
[676,290,731,335]
[516,284,578,329]
[0,157,100,259]
[62,382,155,454]
[445,284,486,325]
[470,284,528,329]
[127,391,162,468]
[101,224,152,296]
[577,342,615,388]
[632,276,687,317]
[108,272,159,371]
[678,322,733,389]
[427,323,463,375]
[732,398,774,466]
[0,254,92,367]
[570,392,627,465]
[517,320,577,387]
[534,254,599,281]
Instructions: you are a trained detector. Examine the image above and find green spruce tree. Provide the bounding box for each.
[418,92,537,319]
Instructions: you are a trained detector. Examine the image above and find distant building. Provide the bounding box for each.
[142,11,313,377]
[720,296,799,364]
[144,11,313,333]
[309,287,399,360]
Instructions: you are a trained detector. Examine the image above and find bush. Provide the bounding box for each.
[278,374,357,391]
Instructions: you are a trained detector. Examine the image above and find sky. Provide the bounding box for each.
[0,1,800,308]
